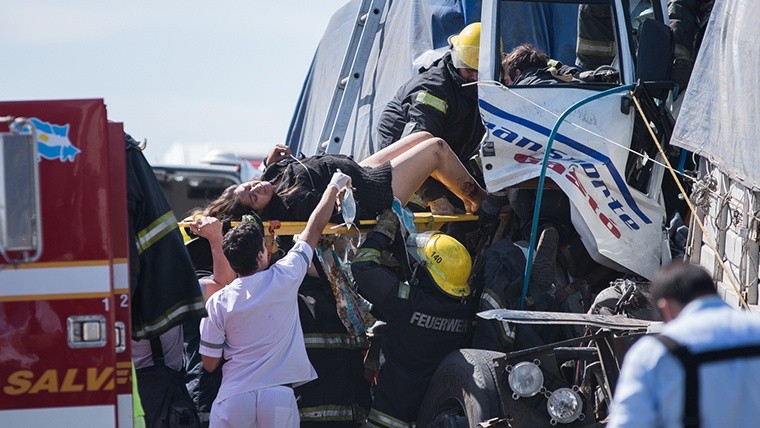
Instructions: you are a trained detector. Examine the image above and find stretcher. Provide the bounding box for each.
[178,212,479,240]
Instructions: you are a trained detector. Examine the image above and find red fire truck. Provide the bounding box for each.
[0,99,134,426]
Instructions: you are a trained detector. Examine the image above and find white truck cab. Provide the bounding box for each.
[478,0,677,283]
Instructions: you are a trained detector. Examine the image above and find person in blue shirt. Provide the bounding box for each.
[609,261,760,428]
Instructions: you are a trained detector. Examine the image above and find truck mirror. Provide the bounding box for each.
[636,18,674,99]
[0,119,43,263]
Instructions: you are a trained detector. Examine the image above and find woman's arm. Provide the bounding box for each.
[264,143,292,167]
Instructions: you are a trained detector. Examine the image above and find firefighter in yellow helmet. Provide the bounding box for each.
[351,210,477,427]
[377,22,489,215]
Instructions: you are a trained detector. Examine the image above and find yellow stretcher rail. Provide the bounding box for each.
[178,213,479,240]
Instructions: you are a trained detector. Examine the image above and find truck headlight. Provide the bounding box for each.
[507,361,544,399]
[546,387,584,425]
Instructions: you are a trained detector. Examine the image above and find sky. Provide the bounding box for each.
[1,1,349,164]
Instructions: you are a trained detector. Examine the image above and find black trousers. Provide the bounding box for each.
[137,364,201,428]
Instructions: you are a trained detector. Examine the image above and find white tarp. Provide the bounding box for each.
[671,0,760,189]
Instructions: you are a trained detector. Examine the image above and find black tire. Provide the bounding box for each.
[416,349,505,427]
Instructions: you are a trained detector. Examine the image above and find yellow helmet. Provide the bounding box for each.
[407,232,472,298]
[449,22,481,70]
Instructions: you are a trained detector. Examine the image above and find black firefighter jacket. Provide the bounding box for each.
[126,134,206,340]
[351,231,475,424]
[377,52,485,202]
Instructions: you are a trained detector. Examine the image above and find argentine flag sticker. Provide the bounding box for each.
[11,117,81,162]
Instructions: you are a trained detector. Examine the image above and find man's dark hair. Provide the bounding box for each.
[651,261,717,305]
[222,221,265,276]
[502,44,549,83]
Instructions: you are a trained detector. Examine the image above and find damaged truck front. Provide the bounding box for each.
[418,0,683,426]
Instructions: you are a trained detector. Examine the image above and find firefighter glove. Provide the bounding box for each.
[374,209,399,240]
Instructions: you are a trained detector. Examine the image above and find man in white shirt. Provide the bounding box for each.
[199,171,350,428]
[609,261,760,428]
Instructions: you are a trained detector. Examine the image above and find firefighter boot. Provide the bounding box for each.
[531,226,559,294]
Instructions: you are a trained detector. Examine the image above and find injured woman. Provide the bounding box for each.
[203,131,486,222]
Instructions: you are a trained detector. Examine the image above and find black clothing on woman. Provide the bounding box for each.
[261,154,393,222]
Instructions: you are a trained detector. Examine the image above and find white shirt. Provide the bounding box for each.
[199,240,316,402]
[609,296,760,428]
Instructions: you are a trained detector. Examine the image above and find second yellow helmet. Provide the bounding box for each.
[449,22,481,70]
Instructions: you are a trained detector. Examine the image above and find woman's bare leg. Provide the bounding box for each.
[359,131,435,168]
[389,137,486,213]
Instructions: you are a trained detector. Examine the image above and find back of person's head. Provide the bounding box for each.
[204,184,253,221]
[450,22,481,70]
[222,220,265,276]
[651,261,717,305]
[502,44,549,83]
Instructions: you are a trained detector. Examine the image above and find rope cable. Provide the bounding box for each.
[631,94,749,309]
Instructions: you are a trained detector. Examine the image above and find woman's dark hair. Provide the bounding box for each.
[203,184,255,221]
[222,220,265,276]
[502,44,549,83]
